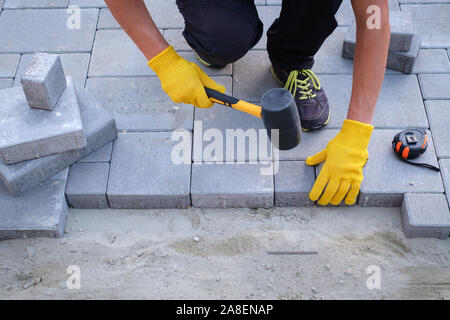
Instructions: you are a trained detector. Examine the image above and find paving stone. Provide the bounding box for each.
[77,142,112,163]
[401,193,450,239]
[164,29,191,51]
[425,100,450,159]
[0,0,4,12]
[359,130,444,207]
[278,130,338,161]
[86,76,198,131]
[0,77,86,164]
[274,161,315,207]
[0,88,117,196]
[233,50,281,101]
[69,0,105,7]
[191,162,274,208]
[419,74,450,99]
[254,5,281,50]
[0,168,69,240]
[343,31,422,74]
[401,4,450,48]
[440,159,450,208]
[14,53,90,90]
[89,30,231,77]
[0,79,13,89]
[107,132,191,209]
[412,49,450,74]
[21,53,67,110]
[0,54,20,78]
[4,0,69,8]
[66,163,109,209]
[336,0,400,26]
[97,8,120,29]
[0,9,98,53]
[320,74,428,129]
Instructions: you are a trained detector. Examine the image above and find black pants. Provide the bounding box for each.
[175,0,342,70]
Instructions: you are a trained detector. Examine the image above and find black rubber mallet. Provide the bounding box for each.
[205,87,301,150]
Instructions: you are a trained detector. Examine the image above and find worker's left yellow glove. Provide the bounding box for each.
[306,119,374,206]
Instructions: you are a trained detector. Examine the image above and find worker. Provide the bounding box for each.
[104,0,390,206]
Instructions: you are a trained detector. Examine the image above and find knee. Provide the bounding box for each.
[178,2,263,65]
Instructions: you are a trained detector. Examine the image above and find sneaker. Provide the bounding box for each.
[271,67,330,132]
[194,52,227,69]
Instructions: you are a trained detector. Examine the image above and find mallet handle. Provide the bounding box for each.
[205,87,262,119]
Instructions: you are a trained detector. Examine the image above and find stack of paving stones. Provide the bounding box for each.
[0,0,449,240]
[342,11,421,74]
[0,52,117,240]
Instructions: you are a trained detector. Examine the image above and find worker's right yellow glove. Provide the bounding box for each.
[306,119,374,206]
[148,46,226,108]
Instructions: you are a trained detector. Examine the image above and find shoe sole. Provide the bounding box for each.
[195,52,227,69]
[270,66,330,132]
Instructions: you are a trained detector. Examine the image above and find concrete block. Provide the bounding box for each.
[344,31,421,74]
[254,5,281,50]
[66,163,109,209]
[419,74,450,100]
[0,169,69,240]
[191,162,274,208]
[78,142,112,163]
[20,53,67,110]
[401,4,450,48]
[319,74,428,129]
[359,130,444,207]
[425,100,450,159]
[0,79,13,89]
[86,76,196,132]
[401,193,450,239]
[0,77,86,164]
[412,49,450,74]
[0,9,98,53]
[107,132,191,209]
[69,0,106,7]
[278,130,338,161]
[4,0,69,8]
[0,88,117,196]
[440,160,450,208]
[275,161,315,207]
[14,53,90,90]
[0,54,20,78]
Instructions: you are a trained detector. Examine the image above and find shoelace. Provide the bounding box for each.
[284,69,321,100]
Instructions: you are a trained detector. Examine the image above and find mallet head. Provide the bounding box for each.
[261,88,301,151]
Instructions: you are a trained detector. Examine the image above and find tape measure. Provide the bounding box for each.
[392,129,440,172]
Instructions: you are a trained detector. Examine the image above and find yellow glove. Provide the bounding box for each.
[148,46,225,108]
[306,119,374,206]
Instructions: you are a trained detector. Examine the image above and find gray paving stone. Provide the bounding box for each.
[0,54,20,78]
[66,162,109,209]
[0,168,69,240]
[412,49,450,74]
[86,76,198,132]
[4,0,68,8]
[164,29,191,51]
[14,53,90,90]
[426,100,450,159]
[0,0,4,12]
[0,9,98,53]
[20,53,67,110]
[191,162,274,208]
[0,77,86,164]
[233,50,281,101]
[419,74,450,99]
[343,31,422,74]
[320,74,428,129]
[77,142,112,163]
[69,0,105,7]
[89,30,231,77]
[401,4,450,48]
[254,5,281,50]
[107,132,191,209]
[359,130,444,207]
[401,193,450,239]
[440,159,450,208]
[0,79,13,89]
[278,130,338,161]
[275,161,315,207]
[97,8,120,29]
[0,88,117,196]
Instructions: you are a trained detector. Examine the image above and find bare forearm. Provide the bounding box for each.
[347,0,390,124]
[104,0,169,60]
